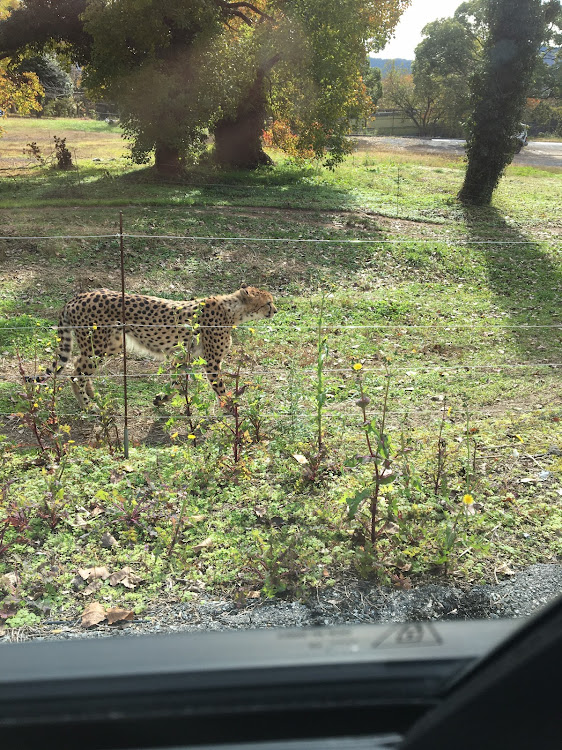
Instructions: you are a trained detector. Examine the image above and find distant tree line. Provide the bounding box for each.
[379,0,562,139]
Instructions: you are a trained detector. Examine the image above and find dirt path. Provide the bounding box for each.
[351,136,562,169]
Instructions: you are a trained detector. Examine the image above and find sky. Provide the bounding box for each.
[377,0,466,59]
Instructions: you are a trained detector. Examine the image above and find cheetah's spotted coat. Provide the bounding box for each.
[41,285,277,408]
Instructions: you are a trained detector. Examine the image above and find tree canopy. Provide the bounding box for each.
[0,1,43,130]
[0,0,411,171]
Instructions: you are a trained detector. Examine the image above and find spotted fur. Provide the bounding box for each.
[40,285,276,409]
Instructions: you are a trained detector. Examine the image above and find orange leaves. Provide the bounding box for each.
[0,61,43,129]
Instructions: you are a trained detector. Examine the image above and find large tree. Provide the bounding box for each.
[458,0,556,205]
[412,15,480,136]
[0,0,411,172]
[383,0,560,140]
[0,0,44,130]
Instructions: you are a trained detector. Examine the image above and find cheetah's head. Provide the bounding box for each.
[237,284,277,322]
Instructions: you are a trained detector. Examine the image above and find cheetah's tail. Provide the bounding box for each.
[25,306,72,383]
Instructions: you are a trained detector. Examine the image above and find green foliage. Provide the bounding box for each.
[15,54,73,103]
[5,607,41,628]
[0,0,411,169]
[412,16,479,136]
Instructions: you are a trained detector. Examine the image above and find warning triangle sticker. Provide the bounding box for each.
[371,621,443,649]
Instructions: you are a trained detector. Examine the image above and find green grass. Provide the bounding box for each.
[0,118,561,627]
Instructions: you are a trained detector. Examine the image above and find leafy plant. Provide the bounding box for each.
[0,483,30,557]
[53,136,73,170]
[37,461,69,530]
[14,349,71,462]
[90,389,122,454]
[346,362,396,547]
[23,141,45,166]
[222,360,251,468]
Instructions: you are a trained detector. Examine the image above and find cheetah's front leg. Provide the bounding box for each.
[201,331,234,412]
[70,354,98,409]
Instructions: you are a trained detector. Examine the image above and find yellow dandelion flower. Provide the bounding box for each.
[352,363,363,371]
[462,493,474,505]
[188,434,196,440]
[92,324,97,331]
[249,327,255,334]
[170,432,179,440]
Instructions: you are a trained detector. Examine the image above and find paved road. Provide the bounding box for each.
[351,136,562,168]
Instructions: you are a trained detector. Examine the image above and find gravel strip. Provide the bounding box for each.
[2,563,561,642]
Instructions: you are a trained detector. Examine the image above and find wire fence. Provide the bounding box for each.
[2,220,561,452]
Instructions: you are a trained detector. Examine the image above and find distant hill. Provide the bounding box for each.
[370,57,412,73]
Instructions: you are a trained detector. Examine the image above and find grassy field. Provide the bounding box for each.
[0,118,561,629]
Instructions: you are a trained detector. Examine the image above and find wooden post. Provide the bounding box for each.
[119,211,129,458]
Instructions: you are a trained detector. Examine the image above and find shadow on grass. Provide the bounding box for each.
[462,205,562,362]
[1,160,359,213]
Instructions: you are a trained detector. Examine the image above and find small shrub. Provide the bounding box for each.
[53,136,73,170]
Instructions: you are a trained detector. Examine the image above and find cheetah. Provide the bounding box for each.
[36,285,277,409]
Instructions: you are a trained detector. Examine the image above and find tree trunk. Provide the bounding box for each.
[213,55,280,170]
[458,0,545,205]
[154,144,182,176]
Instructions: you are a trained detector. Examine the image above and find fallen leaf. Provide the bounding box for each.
[189,515,206,524]
[81,602,106,628]
[383,522,400,535]
[81,580,102,596]
[109,566,142,589]
[1,572,19,593]
[247,590,261,599]
[292,453,309,465]
[105,607,134,625]
[496,562,516,577]
[192,537,214,553]
[395,562,412,572]
[78,566,110,581]
[101,531,118,548]
[391,574,413,590]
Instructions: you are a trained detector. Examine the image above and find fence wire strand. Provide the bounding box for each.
[1,232,562,244]
[2,223,560,445]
